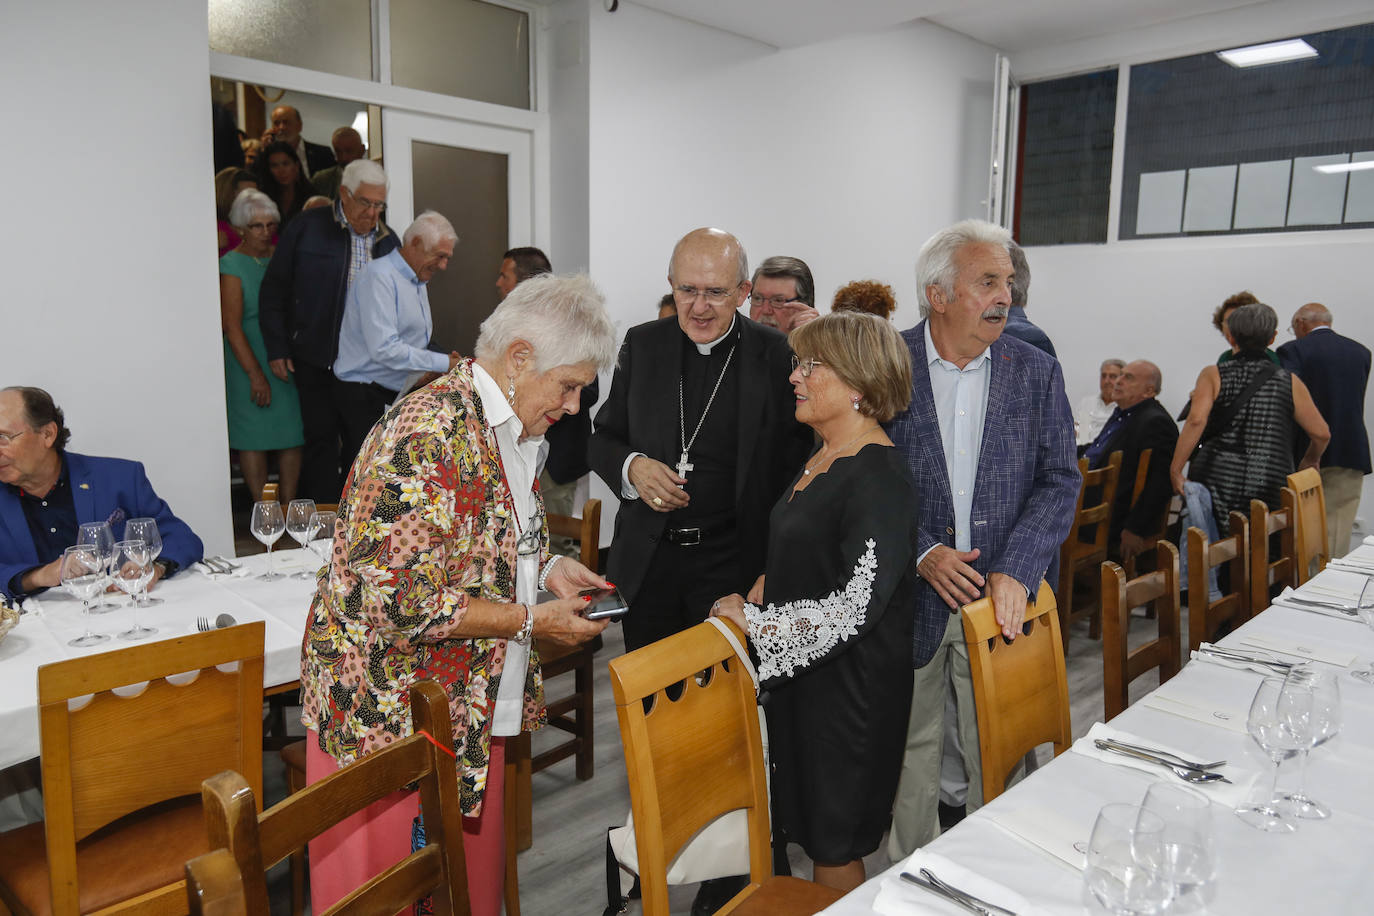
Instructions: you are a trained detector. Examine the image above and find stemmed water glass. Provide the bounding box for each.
[1350,577,1374,683]
[59,545,109,647]
[250,500,286,580]
[307,510,337,565]
[1141,782,1216,913]
[1235,675,1313,832]
[1083,803,1173,915]
[284,499,317,578]
[124,517,164,606]
[1279,666,1341,818]
[110,539,158,640]
[75,521,118,613]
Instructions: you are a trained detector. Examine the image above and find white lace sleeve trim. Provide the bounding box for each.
[744,538,878,682]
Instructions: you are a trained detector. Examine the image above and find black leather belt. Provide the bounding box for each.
[662,518,735,546]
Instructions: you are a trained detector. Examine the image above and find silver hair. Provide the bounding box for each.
[403,210,458,249]
[1100,358,1126,371]
[475,273,618,373]
[1227,302,1278,351]
[915,219,1012,319]
[1008,242,1031,309]
[752,255,815,307]
[667,229,749,286]
[341,158,388,193]
[1299,302,1333,325]
[227,188,280,229]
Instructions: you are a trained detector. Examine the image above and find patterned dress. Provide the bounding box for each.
[1190,352,1295,532]
[744,443,918,863]
[299,360,546,816]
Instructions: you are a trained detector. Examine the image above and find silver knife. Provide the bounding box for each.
[1096,737,1225,771]
[1279,594,1360,616]
[1199,645,1294,670]
[900,872,993,915]
[921,868,1020,916]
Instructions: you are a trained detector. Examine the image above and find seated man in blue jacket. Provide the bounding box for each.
[0,387,203,598]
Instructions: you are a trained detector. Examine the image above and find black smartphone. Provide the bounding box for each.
[581,587,629,620]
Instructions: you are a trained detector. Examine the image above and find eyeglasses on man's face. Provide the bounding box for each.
[673,282,742,307]
[749,293,800,309]
[0,429,29,446]
[791,356,825,378]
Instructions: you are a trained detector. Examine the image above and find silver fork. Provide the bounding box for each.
[196,616,212,632]
[1094,740,1229,783]
[211,556,242,571]
[1097,737,1226,771]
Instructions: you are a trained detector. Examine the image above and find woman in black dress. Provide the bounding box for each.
[712,310,918,893]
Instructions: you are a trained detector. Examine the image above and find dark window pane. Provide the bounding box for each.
[1016,70,1117,245]
[1121,22,1374,238]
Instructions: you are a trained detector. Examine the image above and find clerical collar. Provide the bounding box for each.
[692,314,738,356]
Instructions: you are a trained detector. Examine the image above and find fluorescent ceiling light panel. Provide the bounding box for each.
[1313,161,1374,175]
[1216,39,1318,68]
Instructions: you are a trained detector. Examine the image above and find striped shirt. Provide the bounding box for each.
[335,199,377,293]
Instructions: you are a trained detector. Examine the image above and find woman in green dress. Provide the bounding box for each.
[218,188,304,504]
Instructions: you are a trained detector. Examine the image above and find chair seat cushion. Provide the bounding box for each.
[0,795,206,916]
[726,876,845,915]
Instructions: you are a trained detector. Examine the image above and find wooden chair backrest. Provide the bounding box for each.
[259,483,278,504]
[1101,542,1181,721]
[38,622,265,914]
[1186,511,1250,652]
[1250,493,1296,615]
[608,619,770,916]
[1066,452,1123,551]
[1287,467,1329,583]
[546,498,602,571]
[200,680,469,916]
[186,849,248,916]
[960,582,1071,804]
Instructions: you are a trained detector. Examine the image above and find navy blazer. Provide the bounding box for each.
[0,452,204,594]
[1277,328,1372,474]
[885,323,1080,667]
[1001,306,1058,359]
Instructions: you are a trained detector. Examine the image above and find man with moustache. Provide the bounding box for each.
[885,219,1078,856]
[748,255,820,332]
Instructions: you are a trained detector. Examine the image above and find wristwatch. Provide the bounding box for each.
[154,558,178,578]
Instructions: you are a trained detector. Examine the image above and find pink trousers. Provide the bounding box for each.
[304,730,507,915]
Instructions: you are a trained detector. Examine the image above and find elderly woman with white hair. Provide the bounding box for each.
[299,272,617,914]
[218,187,304,504]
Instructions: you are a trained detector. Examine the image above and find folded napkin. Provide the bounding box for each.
[1191,648,1286,677]
[1071,723,1256,806]
[20,597,44,616]
[1137,690,1249,735]
[976,800,1087,873]
[191,561,252,579]
[1236,632,1356,667]
[874,850,1055,916]
[1272,587,1364,623]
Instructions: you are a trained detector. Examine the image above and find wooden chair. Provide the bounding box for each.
[960,582,1072,804]
[186,849,248,916]
[1057,451,1122,646]
[198,680,469,916]
[1249,492,1297,615]
[0,623,265,916]
[608,620,843,916]
[260,481,278,503]
[1101,542,1181,721]
[1186,511,1250,653]
[1287,467,1329,584]
[1120,448,1174,579]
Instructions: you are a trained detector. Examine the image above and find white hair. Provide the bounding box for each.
[403,210,458,249]
[475,273,618,373]
[915,219,1012,318]
[227,188,280,229]
[341,158,389,193]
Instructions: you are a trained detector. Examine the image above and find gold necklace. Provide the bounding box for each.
[802,426,879,476]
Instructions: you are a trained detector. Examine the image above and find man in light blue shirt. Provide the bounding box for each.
[334,210,458,463]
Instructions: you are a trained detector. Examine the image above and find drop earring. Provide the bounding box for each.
[851,398,861,411]
[506,377,517,406]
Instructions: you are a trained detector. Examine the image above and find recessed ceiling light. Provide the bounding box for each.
[1216,38,1318,68]
[1313,161,1374,175]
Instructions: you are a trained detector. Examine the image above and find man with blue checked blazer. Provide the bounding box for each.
[884,220,1079,857]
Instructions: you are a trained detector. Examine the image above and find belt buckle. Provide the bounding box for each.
[676,527,701,546]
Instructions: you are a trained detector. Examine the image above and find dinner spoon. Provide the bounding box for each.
[1093,740,1230,784]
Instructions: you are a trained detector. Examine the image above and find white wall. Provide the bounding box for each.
[547,0,592,273]
[580,2,998,540]
[1,1,235,556]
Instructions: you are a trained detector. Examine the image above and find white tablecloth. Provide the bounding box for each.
[0,549,318,771]
[823,571,1374,915]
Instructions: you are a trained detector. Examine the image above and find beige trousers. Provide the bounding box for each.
[1321,466,1364,559]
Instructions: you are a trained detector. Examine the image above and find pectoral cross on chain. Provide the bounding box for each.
[676,451,694,479]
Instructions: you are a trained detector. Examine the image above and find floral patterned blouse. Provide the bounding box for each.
[300,360,547,816]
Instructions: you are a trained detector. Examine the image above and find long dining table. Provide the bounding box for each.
[824,542,1374,916]
[0,549,318,773]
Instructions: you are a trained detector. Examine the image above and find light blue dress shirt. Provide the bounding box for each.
[333,248,449,391]
[923,322,991,554]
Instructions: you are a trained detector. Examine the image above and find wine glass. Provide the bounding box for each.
[1350,577,1374,683]
[1235,675,1313,832]
[124,518,164,606]
[75,521,118,613]
[1141,782,1215,913]
[1279,665,1341,818]
[59,545,109,647]
[110,539,158,640]
[1083,803,1173,915]
[307,510,337,565]
[250,500,287,580]
[284,499,317,578]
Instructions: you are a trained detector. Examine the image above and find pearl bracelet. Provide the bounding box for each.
[538,555,563,592]
[513,603,534,644]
